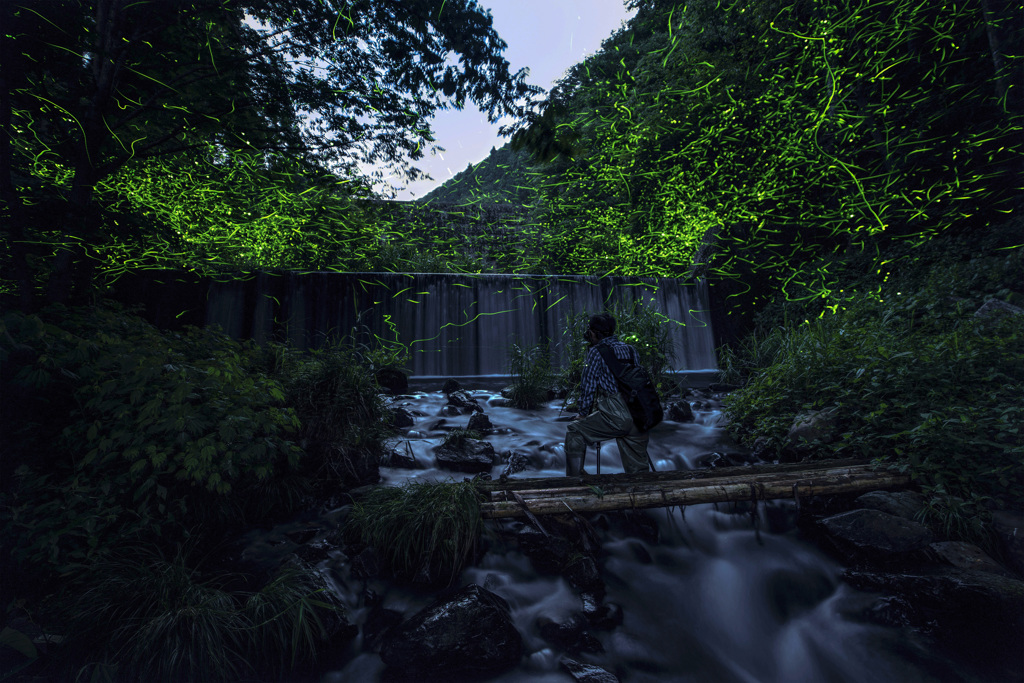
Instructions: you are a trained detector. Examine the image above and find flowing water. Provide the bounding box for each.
[247,382,958,683]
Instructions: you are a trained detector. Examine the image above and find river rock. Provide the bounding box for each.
[468,412,494,431]
[787,407,840,446]
[929,541,1008,575]
[435,438,496,473]
[381,444,420,469]
[516,524,573,574]
[666,401,694,422]
[560,657,620,683]
[379,584,523,679]
[376,367,408,394]
[447,389,483,413]
[844,567,1024,680]
[362,606,403,653]
[502,449,531,476]
[580,592,624,630]
[854,490,925,521]
[390,407,415,428]
[538,614,603,654]
[441,378,462,394]
[563,555,603,592]
[991,510,1024,576]
[819,509,933,559]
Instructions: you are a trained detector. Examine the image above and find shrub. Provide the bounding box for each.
[0,304,303,575]
[722,243,1024,511]
[506,340,553,409]
[557,297,676,407]
[345,480,484,585]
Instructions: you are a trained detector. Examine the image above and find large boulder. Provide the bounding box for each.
[845,567,1024,680]
[380,584,523,679]
[376,367,409,394]
[435,438,497,473]
[819,509,933,559]
[854,490,925,521]
[389,407,415,428]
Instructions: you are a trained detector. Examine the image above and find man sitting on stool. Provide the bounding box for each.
[565,313,651,476]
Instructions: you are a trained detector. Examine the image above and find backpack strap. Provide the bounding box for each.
[595,344,631,386]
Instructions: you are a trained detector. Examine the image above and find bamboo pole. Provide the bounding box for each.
[479,467,910,519]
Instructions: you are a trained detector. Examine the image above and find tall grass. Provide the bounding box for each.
[506,340,553,409]
[61,549,342,682]
[345,481,484,585]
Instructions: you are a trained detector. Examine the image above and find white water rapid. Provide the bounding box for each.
[309,383,955,683]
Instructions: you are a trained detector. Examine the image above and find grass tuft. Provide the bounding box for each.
[345,480,484,585]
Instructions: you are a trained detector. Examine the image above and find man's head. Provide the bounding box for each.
[585,313,616,345]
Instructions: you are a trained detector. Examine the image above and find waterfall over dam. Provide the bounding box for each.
[120,271,717,377]
[203,272,716,377]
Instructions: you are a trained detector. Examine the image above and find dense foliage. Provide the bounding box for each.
[720,222,1024,523]
[0,303,401,679]
[1,0,538,303]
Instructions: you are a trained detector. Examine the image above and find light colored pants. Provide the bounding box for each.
[565,393,650,476]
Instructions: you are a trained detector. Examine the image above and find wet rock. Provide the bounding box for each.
[854,490,925,521]
[282,557,358,645]
[694,451,754,469]
[440,405,462,417]
[362,607,403,653]
[502,449,531,476]
[819,509,933,559]
[666,401,694,422]
[488,397,513,407]
[293,538,335,565]
[564,555,603,592]
[787,407,840,446]
[376,367,409,394]
[435,438,497,474]
[351,547,381,580]
[751,436,775,461]
[516,525,573,574]
[991,510,1024,576]
[500,385,515,399]
[447,389,483,413]
[441,378,462,394]
[390,407,415,428]
[844,567,1024,680]
[929,541,1008,575]
[286,528,321,545]
[381,444,420,469]
[380,584,523,679]
[580,592,623,630]
[560,657,620,683]
[538,614,603,654]
[468,412,494,431]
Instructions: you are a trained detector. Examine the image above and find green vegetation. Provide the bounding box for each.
[60,552,340,682]
[344,480,484,585]
[0,303,401,679]
[506,341,554,409]
[418,143,537,206]
[720,224,1024,525]
[559,298,677,410]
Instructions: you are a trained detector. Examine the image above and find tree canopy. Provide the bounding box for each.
[1,0,539,303]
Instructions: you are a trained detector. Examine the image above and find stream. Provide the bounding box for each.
[252,381,961,682]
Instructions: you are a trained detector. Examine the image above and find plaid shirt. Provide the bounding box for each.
[578,335,642,416]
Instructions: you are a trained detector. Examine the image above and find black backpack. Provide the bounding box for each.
[596,345,664,432]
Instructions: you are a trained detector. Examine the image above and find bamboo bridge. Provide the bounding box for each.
[475,459,910,519]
